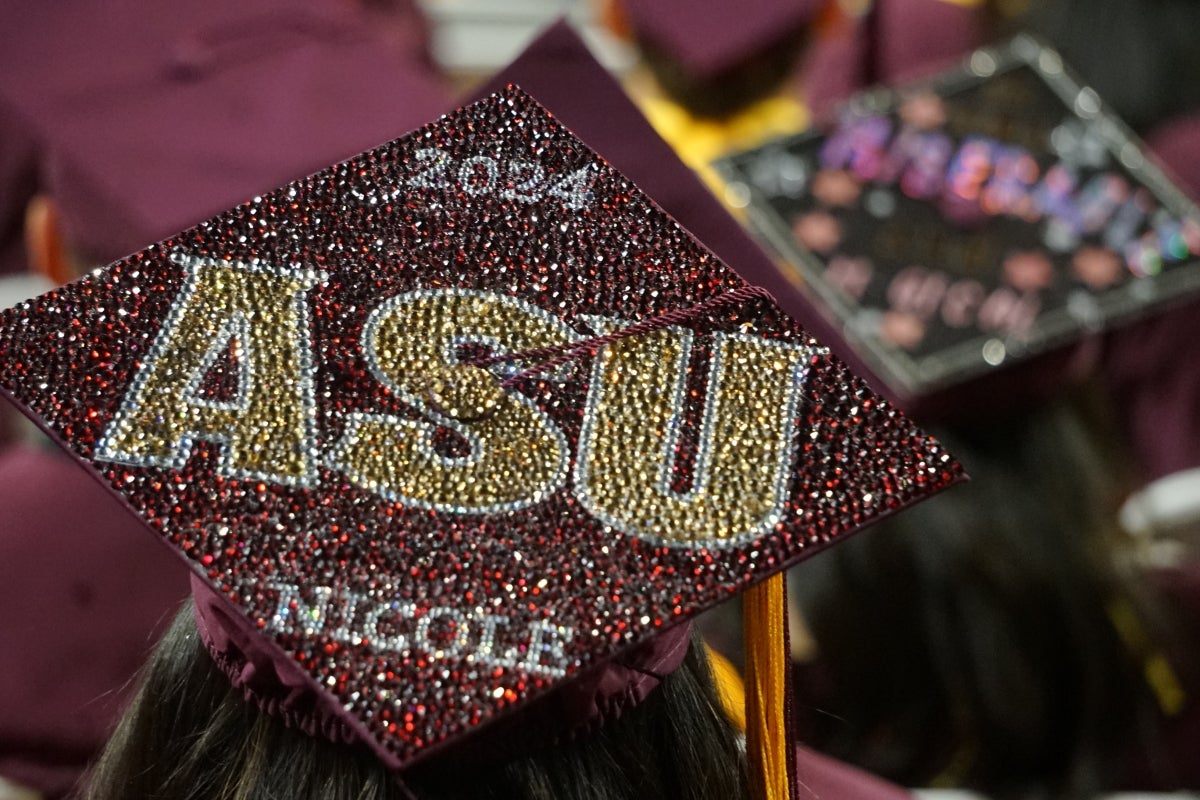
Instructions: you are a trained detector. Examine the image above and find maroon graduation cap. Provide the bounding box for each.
[0,51,962,798]
[0,0,448,272]
[621,0,823,82]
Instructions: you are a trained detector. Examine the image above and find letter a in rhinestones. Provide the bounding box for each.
[577,322,817,547]
[96,255,323,486]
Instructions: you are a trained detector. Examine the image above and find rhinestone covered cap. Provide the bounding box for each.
[0,88,962,768]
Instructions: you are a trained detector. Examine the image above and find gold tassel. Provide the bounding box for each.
[743,572,790,800]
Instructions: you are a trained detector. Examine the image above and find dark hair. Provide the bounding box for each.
[789,384,1183,798]
[84,603,748,800]
[636,28,810,120]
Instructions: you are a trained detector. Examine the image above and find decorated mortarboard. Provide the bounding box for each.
[0,82,961,792]
[717,35,1200,408]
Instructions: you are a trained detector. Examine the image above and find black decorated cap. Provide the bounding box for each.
[0,85,961,771]
[718,35,1200,419]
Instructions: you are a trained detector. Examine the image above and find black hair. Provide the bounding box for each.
[636,27,810,120]
[83,603,748,800]
[789,384,1186,798]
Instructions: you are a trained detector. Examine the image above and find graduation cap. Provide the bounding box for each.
[0,38,962,800]
[616,0,824,118]
[621,0,823,82]
[718,35,1200,420]
[0,0,448,272]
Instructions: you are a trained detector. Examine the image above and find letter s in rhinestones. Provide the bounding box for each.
[328,289,577,514]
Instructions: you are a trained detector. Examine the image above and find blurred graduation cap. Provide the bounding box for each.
[0,26,962,800]
[0,446,190,797]
[718,35,1200,421]
[620,0,823,81]
[0,0,449,273]
[614,0,824,118]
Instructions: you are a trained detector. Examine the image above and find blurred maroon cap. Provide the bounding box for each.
[0,2,59,276]
[622,0,823,81]
[0,0,449,270]
[0,446,190,798]
[1144,113,1200,205]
